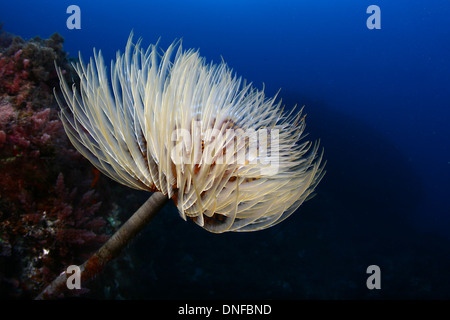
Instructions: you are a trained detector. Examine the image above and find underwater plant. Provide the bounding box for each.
[0,31,120,299]
[37,33,325,298]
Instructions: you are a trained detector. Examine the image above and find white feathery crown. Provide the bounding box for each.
[55,33,325,233]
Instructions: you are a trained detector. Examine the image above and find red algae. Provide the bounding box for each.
[0,29,120,299]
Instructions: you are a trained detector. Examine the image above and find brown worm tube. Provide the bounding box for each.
[35,191,169,300]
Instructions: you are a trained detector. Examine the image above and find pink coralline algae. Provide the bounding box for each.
[0,29,120,299]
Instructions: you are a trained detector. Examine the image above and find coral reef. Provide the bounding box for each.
[0,29,119,299]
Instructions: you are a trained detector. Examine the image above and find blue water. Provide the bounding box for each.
[2,0,450,299]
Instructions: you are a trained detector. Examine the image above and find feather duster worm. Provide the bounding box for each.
[54,34,325,233]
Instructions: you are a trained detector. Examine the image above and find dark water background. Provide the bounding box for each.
[1,0,449,299]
